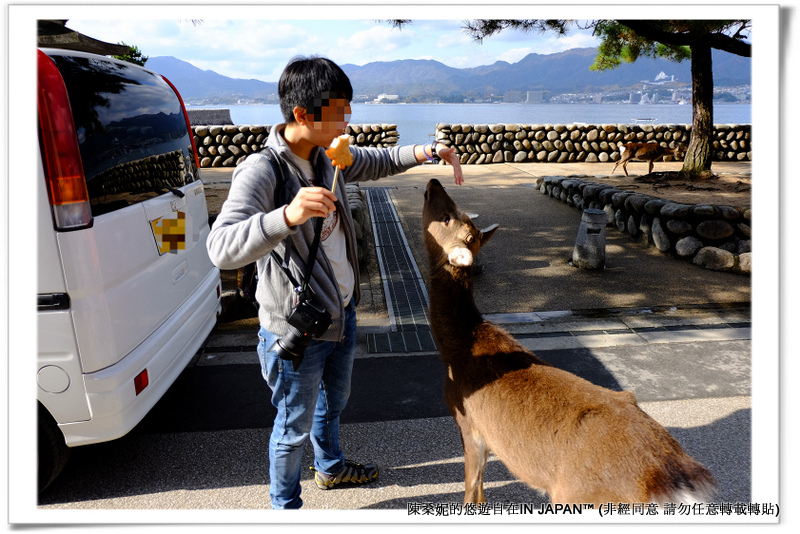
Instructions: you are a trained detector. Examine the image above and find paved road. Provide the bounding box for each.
[37,306,751,513]
[37,161,758,521]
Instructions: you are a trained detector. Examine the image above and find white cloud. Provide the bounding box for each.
[69,19,336,81]
[564,32,602,50]
[436,30,472,49]
[65,17,600,82]
[439,56,473,69]
[333,25,417,63]
[497,47,536,64]
[538,31,601,54]
[166,20,306,62]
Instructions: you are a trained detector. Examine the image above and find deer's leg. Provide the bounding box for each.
[622,160,630,177]
[648,160,654,174]
[460,426,489,504]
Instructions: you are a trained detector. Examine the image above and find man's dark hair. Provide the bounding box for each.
[279,56,353,123]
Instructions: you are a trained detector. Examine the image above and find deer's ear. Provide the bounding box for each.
[479,224,499,248]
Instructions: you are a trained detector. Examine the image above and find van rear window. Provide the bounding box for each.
[50,55,198,216]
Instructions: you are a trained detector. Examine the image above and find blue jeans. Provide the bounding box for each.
[257,303,357,509]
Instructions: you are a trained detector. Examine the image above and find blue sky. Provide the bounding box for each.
[66,15,601,82]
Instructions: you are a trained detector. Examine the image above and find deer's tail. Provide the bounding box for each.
[648,457,717,505]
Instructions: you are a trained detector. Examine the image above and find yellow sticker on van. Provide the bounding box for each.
[151,211,186,255]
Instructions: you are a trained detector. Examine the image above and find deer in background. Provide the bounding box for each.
[612,142,688,176]
[422,178,715,506]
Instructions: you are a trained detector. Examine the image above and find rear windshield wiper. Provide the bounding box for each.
[155,185,185,198]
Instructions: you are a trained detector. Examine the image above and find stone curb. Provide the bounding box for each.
[537,174,751,274]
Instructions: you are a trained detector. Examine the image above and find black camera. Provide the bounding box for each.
[270,299,332,368]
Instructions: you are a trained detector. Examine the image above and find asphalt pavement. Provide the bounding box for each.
[37,160,760,523]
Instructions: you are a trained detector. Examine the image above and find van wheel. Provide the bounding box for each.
[38,404,70,492]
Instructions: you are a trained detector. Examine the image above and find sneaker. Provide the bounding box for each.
[313,459,379,490]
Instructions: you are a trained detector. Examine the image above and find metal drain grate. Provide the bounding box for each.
[365,188,436,353]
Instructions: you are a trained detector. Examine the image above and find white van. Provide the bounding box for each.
[37,48,221,491]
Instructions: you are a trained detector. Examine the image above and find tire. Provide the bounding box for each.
[38,403,70,492]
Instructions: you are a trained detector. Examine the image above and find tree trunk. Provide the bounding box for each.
[683,40,714,175]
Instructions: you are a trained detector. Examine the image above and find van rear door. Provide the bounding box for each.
[46,51,214,374]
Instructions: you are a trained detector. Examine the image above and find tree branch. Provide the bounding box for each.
[618,20,751,57]
[617,20,694,47]
[706,32,751,57]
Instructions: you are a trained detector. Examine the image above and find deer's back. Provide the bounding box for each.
[453,359,699,501]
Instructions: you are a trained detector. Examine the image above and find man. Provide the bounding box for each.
[206,55,462,509]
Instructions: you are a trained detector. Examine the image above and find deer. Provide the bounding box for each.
[612,142,687,176]
[421,178,715,507]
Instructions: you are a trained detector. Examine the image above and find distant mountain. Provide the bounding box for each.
[344,48,750,96]
[146,48,750,102]
[147,56,278,100]
[341,59,474,96]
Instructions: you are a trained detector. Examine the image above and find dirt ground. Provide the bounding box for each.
[201,159,752,325]
[202,163,753,213]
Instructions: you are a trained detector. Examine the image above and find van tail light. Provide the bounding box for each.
[37,50,93,231]
[161,75,201,171]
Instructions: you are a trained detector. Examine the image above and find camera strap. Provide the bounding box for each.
[295,216,323,302]
[261,146,324,303]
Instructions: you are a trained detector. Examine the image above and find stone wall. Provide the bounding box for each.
[537,175,751,274]
[192,123,399,168]
[193,121,751,168]
[434,123,751,165]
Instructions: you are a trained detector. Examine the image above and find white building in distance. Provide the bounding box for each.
[374,94,399,103]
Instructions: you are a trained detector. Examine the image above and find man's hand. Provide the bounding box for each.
[283,187,337,227]
[436,145,464,186]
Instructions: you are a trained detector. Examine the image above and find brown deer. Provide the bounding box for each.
[612,142,687,176]
[422,178,715,506]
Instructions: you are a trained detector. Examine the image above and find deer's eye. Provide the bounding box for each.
[443,215,451,224]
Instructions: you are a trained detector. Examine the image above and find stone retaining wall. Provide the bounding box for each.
[537,175,751,274]
[194,122,751,168]
[192,123,399,168]
[434,123,751,165]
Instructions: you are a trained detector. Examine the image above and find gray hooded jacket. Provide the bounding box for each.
[206,124,421,341]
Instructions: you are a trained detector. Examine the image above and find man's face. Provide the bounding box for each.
[306,95,351,145]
